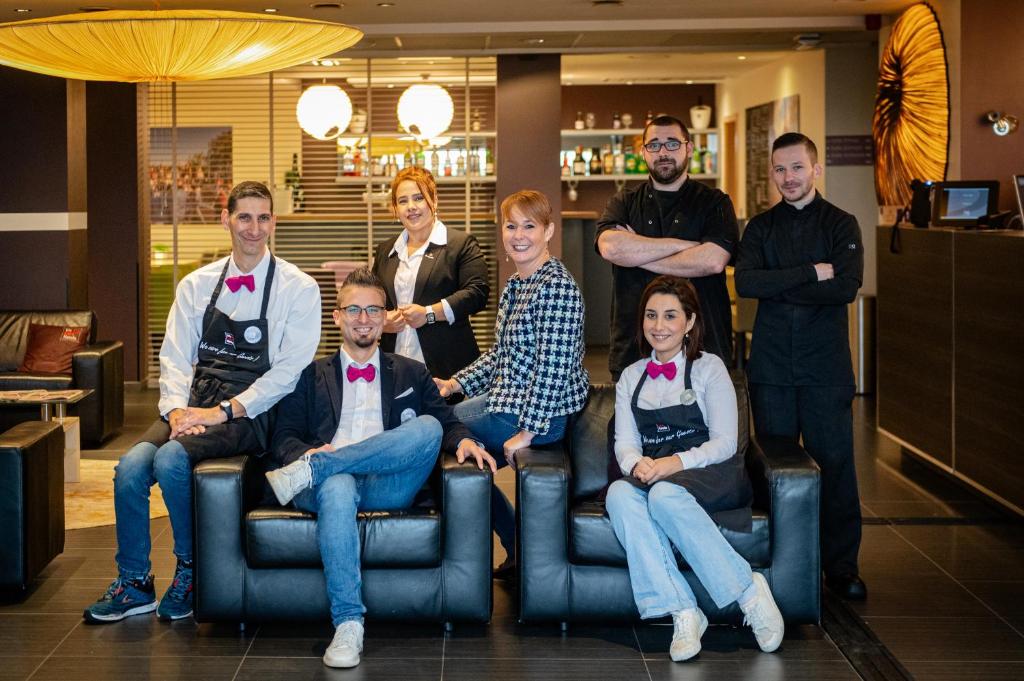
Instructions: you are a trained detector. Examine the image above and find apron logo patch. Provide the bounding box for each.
[656,424,670,433]
[400,408,417,423]
[244,326,262,344]
[224,332,236,349]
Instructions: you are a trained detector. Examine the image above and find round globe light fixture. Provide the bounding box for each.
[397,83,454,141]
[296,84,353,141]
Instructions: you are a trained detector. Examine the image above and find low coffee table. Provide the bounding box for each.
[0,389,93,483]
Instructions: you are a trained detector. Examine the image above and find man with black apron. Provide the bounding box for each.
[84,181,322,624]
[735,133,866,600]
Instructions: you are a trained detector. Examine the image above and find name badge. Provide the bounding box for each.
[680,389,697,406]
[244,326,262,344]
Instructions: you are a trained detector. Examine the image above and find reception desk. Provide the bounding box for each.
[877,225,1024,515]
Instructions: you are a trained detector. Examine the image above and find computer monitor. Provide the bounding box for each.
[1014,175,1024,224]
[931,181,1000,227]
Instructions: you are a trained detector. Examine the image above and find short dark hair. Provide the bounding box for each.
[772,132,818,164]
[227,181,273,214]
[336,266,387,308]
[636,275,704,362]
[643,114,691,144]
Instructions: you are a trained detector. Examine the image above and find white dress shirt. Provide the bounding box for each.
[158,250,322,418]
[389,219,456,362]
[614,349,738,476]
[331,346,384,448]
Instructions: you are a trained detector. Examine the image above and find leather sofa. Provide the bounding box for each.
[192,452,493,627]
[0,310,124,446]
[0,421,65,591]
[516,374,821,626]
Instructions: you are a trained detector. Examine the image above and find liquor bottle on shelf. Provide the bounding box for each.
[602,144,615,175]
[624,150,637,174]
[456,151,466,177]
[589,147,602,176]
[636,155,648,174]
[703,148,715,175]
[613,144,625,175]
[572,145,587,176]
[574,111,585,130]
[612,112,622,130]
[561,152,571,177]
[689,146,702,175]
[371,155,383,177]
[341,149,355,176]
[485,148,495,176]
[430,150,440,176]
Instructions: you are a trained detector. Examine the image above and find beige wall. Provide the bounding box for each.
[718,50,826,220]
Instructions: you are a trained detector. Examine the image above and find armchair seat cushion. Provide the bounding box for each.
[245,506,442,569]
[569,501,771,568]
[0,372,74,390]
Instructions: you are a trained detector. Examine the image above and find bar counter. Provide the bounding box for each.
[876,225,1024,515]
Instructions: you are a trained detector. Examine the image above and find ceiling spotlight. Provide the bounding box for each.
[985,110,1019,136]
[685,80,694,84]
[794,33,822,50]
[264,8,279,12]
[14,8,31,12]
[592,0,624,5]
[737,55,748,61]
[310,2,344,8]
[377,2,395,6]
[522,38,545,45]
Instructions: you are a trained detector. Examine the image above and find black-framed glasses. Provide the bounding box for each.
[643,139,685,153]
[339,305,385,319]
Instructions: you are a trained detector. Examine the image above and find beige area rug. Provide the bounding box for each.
[65,459,169,530]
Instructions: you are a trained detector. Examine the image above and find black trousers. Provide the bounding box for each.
[749,383,861,577]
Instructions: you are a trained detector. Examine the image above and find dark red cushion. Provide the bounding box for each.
[17,324,89,375]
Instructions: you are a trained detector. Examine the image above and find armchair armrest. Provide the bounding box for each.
[516,445,571,622]
[747,434,821,623]
[193,455,263,622]
[72,341,124,446]
[439,452,492,622]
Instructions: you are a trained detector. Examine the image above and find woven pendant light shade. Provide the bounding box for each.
[0,10,363,82]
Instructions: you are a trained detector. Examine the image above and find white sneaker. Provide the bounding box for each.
[740,572,784,653]
[323,620,364,668]
[670,608,708,662]
[265,456,312,506]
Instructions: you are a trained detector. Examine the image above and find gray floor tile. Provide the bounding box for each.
[441,657,649,681]
[28,655,242,681]
[902,661,1024,680]
[54,618,253,658]
[864,616,1024,662]
[249,621,444,659]
[646,657,860,680]
[445,619,641,660]
[236,656,442,680]
[0,613,80,657]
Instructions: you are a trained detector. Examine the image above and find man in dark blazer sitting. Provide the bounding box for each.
[266,267,496,670]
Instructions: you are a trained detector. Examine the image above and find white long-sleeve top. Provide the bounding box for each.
[158,250,322,418]
[389,219,456,363]
[614,349,738,476]
[331,347,384,448]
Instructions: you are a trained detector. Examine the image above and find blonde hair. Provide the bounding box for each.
[390,166,438,218]
[500,190,553,226]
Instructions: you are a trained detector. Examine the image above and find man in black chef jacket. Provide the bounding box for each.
[597,114,738,379]
[735,132,866,600]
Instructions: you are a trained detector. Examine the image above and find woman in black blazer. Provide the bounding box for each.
[372,167,490,380]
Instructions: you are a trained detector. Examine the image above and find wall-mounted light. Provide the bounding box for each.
[984,111,1019,137]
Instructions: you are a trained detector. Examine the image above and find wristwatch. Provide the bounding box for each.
[425,309,436,324]
[219,400,234,421]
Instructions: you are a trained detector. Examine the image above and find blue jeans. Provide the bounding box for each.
[453,394,567,556]
[605,479,754,618]
[292,415,442,627]
[114,439,194,580]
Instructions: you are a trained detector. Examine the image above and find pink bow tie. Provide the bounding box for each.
[346,364,376,383]
[225,274,255,293]
[646,360,677,381]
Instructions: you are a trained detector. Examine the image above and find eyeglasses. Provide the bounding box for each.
[338,305,385,319]
[643,139,685,153]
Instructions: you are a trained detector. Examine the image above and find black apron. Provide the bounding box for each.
[623,357,752,532]
[141,256,277,463]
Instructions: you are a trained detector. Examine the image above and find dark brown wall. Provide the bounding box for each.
[960,0,1024,211]
[496,54,563,283]
[87,82,144,381]
[0,67,86,311]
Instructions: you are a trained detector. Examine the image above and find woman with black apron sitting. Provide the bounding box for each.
[605,275,784,662]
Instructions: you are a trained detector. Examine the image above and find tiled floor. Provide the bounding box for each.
[3,368,1024,680]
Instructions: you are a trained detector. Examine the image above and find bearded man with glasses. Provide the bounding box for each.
[264,266,494,669]
[597,115,740,379]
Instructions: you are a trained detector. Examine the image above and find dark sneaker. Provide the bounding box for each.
[157,560,194,621]
[83,575,157,623]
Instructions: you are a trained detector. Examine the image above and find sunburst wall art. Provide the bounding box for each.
[873,2,950,207]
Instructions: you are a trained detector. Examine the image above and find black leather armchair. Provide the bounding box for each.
[0,421,65,591]
[193,452,492,627]
[517,374,821,626]
[0,310,124,445]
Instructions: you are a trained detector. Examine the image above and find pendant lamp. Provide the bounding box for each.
[397,83,455,141]
[0,10,363,82]
[297,84,354,141]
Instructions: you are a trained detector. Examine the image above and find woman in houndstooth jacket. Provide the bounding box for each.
[434,190,589,577]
